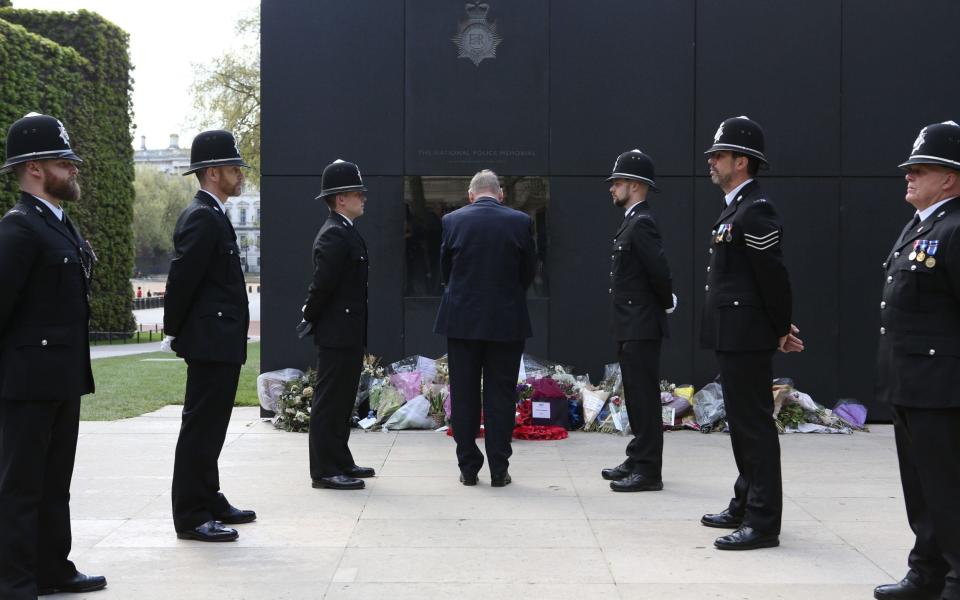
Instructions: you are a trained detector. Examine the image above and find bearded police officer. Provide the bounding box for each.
[874,121,960,600]
[303,160,376,491]
[0,113,106,597]
[163,130,255,542]
[699,116,803,551]
[601,150,676,492]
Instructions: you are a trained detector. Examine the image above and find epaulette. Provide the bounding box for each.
[753,198,768,203]
[2,208,27,220]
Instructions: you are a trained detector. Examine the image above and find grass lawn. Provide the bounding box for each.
[81,343,261,421]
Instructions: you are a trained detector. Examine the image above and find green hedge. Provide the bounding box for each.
[0,8,135,333]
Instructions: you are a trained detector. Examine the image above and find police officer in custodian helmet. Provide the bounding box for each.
[302,159,376,491]
[699,116,803,551]
[0,113,106,597]
[163,130,256,542]
[874,121,960,600]
[601,149,676,493]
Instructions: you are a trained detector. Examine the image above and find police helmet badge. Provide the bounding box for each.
[912,127,928,154]
[452,2,502,67]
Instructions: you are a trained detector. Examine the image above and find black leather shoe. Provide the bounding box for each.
[714,526,779,550]
[610,472,663,492]
[873,575,943,600]
[312,475,365,490]
[38,572,107,595]
[176,520,238,542]
[601,462,632,481]
[491,472,512,487]
[459,472,478,486]
[346,465,376,478]
[700,509,743,529]
[213,504,256,524]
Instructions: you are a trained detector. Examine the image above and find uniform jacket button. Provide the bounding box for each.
[705,285,710,291]
[618,245,622,251]
[627,300,632,305]
[880,301,886,309]
[887,276,893,282]
[733,301,739,306]
[880,327,886,335]
[609,271,613,276]
[41,339,48,346]
[929,349,936,356]
[709,248,714,254]
[894,252,900,257]
[707,266,711,272]
[345,308,350,314]
[63,257,69,263]
[911,265,917,271]
[608,288,612,293]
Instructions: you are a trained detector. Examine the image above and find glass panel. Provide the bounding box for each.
[404,175,549,298]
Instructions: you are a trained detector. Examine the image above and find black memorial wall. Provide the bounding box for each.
[262,0,960,419]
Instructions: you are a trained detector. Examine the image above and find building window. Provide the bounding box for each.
[239,207,247,225]
[403,175,549,298]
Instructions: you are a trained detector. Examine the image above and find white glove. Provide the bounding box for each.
[160,335,175,352]
[665,293,678,314]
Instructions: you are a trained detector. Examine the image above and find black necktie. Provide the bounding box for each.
[899,213,920,245]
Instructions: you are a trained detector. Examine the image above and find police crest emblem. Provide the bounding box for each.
[912,127,928,154]
[452,2,502,67]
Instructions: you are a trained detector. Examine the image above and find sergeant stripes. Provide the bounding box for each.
[744,229,779,250]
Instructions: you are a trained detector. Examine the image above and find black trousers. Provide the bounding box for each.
[448,338,525,477]
[716,350,782,534]
[0,396,79,600]
[618,339,663,479]
[171,360,240,531]
[892,405,960,599]
[309,346,363,479]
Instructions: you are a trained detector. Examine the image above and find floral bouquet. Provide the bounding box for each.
[273,370,317,433]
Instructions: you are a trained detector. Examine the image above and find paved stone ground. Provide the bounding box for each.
[59,407,909,599]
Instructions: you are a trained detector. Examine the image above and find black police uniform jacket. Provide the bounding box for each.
[701,181,792,351]
[303,211,368,349]
[610,202,673,341]
[877,197,960,408]
[433,196,536,341]
[164,191,249,364]
[0,193,94,401]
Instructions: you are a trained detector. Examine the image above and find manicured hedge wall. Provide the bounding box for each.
[0,9,135,333]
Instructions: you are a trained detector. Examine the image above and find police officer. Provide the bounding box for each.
[303,160,376,490]
[699,116,803,550]
[163,130,256,542]
[0,113,106,597]
[601,150,675,492]
[874,121,960,600]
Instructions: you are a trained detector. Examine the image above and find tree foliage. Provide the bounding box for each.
[191,9,260,187]
[133,165,196,258]
[0,8,136,333]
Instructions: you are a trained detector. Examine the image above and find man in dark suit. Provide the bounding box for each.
[0,113,106,597]
[873,121,960,600]
[601,150,675,492]
[434,169,536,487]
[699,116,803,551]
[163,130,255,542]
[302,159,375,491]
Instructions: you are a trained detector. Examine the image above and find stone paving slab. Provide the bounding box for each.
[47,407,910,599]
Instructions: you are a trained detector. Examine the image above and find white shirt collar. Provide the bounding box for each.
[199,189,227,214]
[624,199,644,216]
[29,194,63,221]
[335,210,353,226]
[917,196,958,223]
[724,178,755,206]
